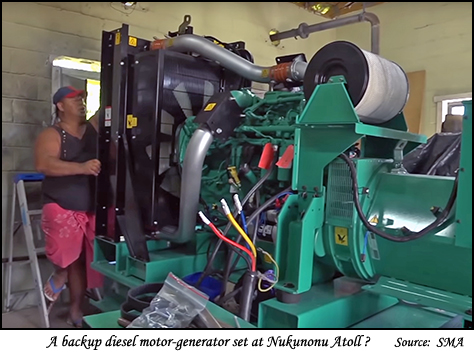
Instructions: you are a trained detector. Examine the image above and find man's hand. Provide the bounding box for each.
[81,159,101,176]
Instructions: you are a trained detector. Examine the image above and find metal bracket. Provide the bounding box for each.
[178,15,191,35]
[391,140,408,174]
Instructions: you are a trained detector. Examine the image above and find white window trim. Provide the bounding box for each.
[433,92,472,133]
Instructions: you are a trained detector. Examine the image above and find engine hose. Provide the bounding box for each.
[196,155,277,288]
[338,153,459,242]
[239,271,258,322]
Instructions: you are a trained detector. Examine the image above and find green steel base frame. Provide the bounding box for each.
[258,278,461,328]
[84,276,460,329]
[88,239,465,329]
[89,236,249,316]
[92,237,212,288]
[84,302,457,329]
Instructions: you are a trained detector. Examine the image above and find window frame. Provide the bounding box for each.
[434,92,472,133]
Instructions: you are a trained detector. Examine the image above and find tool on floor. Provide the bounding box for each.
[4,173,50,328]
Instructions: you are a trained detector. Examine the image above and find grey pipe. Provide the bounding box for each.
[269,12,380,54]
[156,35,307,82]
[239,271,258,322]
[158,127,214,243]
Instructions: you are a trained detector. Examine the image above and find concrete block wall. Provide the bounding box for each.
[335,2,472,137]
[2,2,335,310]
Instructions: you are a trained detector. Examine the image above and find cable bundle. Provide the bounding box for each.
[198,194,281,294]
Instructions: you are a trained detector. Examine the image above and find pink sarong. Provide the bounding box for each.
[41,203,103,289]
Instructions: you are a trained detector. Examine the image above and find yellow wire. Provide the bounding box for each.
[226,213,257,257]
[257,250,279,293]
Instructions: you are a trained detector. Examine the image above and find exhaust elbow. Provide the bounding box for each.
[151,35,306,83]
[158,127,214,244]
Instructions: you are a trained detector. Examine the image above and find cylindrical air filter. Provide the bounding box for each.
[303,41,409,125]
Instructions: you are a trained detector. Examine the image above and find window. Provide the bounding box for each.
[434,93,472,133]
[51,56,101,123]
[447,102,465,116]
[85,79,101,119]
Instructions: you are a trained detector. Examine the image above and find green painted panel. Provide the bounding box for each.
[455,101,472,248]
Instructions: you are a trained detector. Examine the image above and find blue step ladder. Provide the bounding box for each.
[4,173,50,328]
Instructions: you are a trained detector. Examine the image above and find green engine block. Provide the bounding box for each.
[178,89,305,227]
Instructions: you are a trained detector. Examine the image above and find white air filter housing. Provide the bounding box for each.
[303,41,409,125]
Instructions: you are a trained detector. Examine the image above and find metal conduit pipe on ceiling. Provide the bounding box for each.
[269,12,380,54]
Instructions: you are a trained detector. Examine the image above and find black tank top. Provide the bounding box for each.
[42,122,97,212]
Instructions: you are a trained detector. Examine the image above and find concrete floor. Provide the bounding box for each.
[2,299,99,328]
[3,303,72,328]
[2,281,240,328]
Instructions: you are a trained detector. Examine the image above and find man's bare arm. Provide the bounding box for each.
[35,128,100,176]
[89,109,99,131]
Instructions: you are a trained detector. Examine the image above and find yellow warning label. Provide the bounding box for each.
[335,227,348,246]
[115,33,121,45]
[261,69,270,78]
[204,103,217,111]
[126,115,138,129]
[129,36,138,47]
[212,40,225,48]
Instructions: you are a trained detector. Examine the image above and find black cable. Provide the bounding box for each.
[227,244,252,271]
[251,212,259,245]
[196,158,277,287]
[203,228,252,273]
[226,186,293,280]
[201,210,253,275]
[218,186,292,299]
[216,286,242,306]
[251,189,261,245]
[338,153,459,242]
[215,168,280,297]
[206,235,218,260]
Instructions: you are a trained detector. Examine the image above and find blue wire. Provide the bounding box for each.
[240,211,251,250]
[240,211,249,235]
[275,192,294,210]
[277,192,294,200]
[362,231,369,256]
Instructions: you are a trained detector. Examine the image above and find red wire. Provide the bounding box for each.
[208,223,256,272]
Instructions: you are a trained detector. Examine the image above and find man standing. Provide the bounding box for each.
[35,86,102,327]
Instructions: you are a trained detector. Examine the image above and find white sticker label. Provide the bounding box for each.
[368,233,380,260]
[105,107,112,127]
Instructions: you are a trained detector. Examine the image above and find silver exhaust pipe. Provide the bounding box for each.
[151,35,307,83]
[157,127,214,243]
